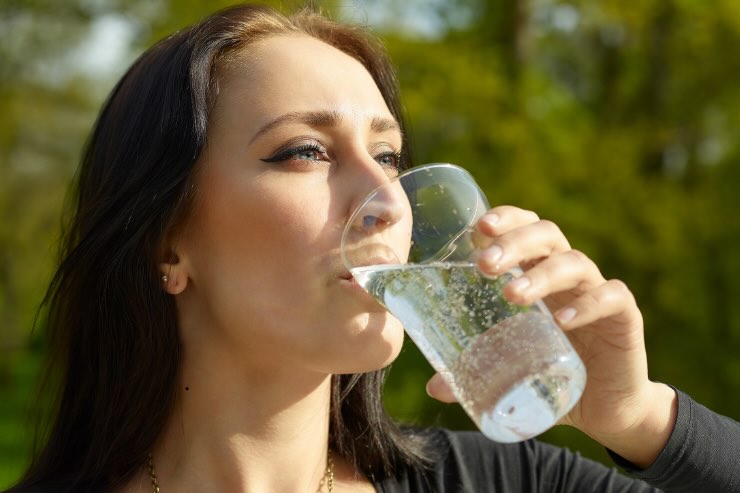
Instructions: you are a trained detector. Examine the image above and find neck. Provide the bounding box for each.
[150,339,334,493]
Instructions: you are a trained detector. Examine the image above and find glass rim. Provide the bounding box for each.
[341,162,484,268]
[343,162,476,238]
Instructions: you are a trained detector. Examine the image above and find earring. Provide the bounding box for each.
[161,274,168,283]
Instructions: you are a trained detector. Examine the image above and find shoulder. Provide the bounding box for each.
[377,428,650,493]
[429,427,550,469]
[375,428,543,492]
[427,428,528,470]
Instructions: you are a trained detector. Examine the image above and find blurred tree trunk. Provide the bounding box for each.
[474,0,530,81]
[638,0,675,177]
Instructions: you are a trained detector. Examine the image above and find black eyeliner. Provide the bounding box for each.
[260,142,324,163]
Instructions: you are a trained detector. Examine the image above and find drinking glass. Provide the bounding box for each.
[341,163,586,442]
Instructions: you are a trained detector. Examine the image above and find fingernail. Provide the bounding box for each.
[425,380,433,397]
[482,213,500,227]
[508,276,531,293]
[556,307,577,323]
[480,245,503,265]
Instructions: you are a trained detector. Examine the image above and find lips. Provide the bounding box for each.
[338,256,397,280]
[340,243,401,267]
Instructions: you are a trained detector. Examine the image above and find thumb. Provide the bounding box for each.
[426,373,458,403]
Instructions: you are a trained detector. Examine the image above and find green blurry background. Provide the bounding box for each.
[2,0,740,487]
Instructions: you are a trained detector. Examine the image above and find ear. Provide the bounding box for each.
[159,249,189,295]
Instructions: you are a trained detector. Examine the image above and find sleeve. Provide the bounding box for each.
[382,429,661,492]
[526,439,660,493]
[607,388,740,493]
[378,395,740,493]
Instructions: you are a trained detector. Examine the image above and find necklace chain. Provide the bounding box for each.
[146,449,334,493]
[326,449,335,492]
[146,453,160,493]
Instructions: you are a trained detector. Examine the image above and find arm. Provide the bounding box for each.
[608,389,740,492]
[426,205,740,491]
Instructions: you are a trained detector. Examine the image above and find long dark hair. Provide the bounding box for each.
[9,4,425,492]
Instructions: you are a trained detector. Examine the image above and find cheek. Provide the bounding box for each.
[195,186,327,284]
[182,171,336,329]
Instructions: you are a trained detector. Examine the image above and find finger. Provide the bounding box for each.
[425,373,457,403]
[473,206,542,260]
[475,205,540,238]
[477,219,571,275]
[553,279,642,332]
[503,249,604,305]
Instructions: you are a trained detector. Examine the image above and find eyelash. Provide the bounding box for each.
[375,150,404,171]
[261,142,404,171]
[261,142,329,163]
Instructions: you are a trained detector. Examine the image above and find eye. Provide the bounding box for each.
[374,150,404,175]
[261,141,330,164]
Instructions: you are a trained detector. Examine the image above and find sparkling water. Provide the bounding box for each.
[352,262,586,442]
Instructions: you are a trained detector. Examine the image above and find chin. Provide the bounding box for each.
[341,313,405,372]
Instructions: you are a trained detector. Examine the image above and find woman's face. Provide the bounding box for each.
[172,34,409,375]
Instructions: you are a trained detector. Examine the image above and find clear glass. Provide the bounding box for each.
[341,163,586,442]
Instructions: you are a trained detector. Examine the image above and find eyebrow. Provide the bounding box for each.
[249,110,401,144]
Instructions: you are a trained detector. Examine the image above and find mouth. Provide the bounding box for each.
[337,259,401,298]
[338,256,399,281]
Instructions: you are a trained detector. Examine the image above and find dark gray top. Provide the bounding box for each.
[373,389,740,492]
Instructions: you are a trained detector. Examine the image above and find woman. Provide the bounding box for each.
[7,4,739,493]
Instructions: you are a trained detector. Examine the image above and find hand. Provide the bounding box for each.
[426,205,677,467]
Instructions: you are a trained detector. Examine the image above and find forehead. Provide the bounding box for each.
[212,34,393,126]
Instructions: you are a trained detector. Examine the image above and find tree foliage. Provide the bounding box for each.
[1,0,739,485]
[379,0,740,459]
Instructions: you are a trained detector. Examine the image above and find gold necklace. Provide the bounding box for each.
[146,453,160,493]
[146,450,334,492]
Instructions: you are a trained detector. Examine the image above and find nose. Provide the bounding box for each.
[350,183,408,234]
[347,161,409,235]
